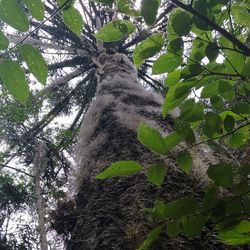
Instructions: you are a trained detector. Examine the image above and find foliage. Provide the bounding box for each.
[0,0,249,248]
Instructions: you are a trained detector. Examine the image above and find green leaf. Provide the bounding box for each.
[200,81,219,98]
[0,30,9,50]
[176,151,193,174]
[96,161,142,179]
[19,44,48,85]
[231,4,250,29]
[202,184,219,212]
[242,57,250,78]
[0,0,29,31]
[23,0,45,21]
[152,53,182,75]
[217,221,250,245]
[179,99,204,122]
[224,51,244,74]
[141,0,161,26]
[171,9,192,36]
[146,163,166,187]
[90,0,114,4]
[174,119,195,143]
[205,43,219,61]
[223,115,235,132]
[167,219,181,237]
[181,215,207,237]
[207,163,233,187]
[167,37,183,56]
[203,112,223,138]
[228,133,247,148]
[164,197,199,218]
[133,33,164,68]
[232,102,250,115]
[218,80,234,100]
[165,70,181,87]
[154,200,166,218]
[62,7,84,35]
[137,124,167,154]
[162,85,188,117]
[210,95,224,110]
[189,38,207,62]
[117,0,140,16]
[164,132,182,151]
[0,60,29,105]
[138,226,162,250]
[95,20,134,42]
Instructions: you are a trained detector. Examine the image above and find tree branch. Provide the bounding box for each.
[170,0,250,56]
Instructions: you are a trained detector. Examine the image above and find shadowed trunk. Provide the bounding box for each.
[53,52,230,250]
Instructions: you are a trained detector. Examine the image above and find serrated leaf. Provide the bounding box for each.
[138,226,162,250]
[0,0,29,31]
[171,10,192,36]
[181,215,207,237]
[0,60,29,105]
[164,132,182,151]
[62,7,84,35]
[146,163,166,187]
[137,124,167,154]
[95,20,134,42]
[164,197,199,218]
[19,44,48,85]
[133,33,164,68]
[152,53,182,75]
[207,163,233,187]
[23,0,45,21]
[96,161,142,179]
[0,30,9,50]
[176,151,193,174]
[141,0,161,25]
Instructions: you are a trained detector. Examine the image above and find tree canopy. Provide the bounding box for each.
[0,0,249,249]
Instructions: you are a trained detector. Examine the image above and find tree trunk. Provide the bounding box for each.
[53,52,224,249]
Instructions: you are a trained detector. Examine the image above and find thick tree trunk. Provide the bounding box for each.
[53,52,224,249]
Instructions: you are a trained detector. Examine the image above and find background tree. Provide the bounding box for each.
[0,0,249,249]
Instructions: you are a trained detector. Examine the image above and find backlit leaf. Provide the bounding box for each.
[19,44,48,85]
[0,0,29,31]
[96,161,142,179]
[0,60,29,105]
[62,7,84,35]
[137,124,167,154]
[95,20,134,42]
[141,0,161,25]
[23,0,45,21]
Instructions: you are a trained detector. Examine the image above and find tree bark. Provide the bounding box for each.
[53,52,225,249]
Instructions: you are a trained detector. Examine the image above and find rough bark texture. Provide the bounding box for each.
[52,52,237,249]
